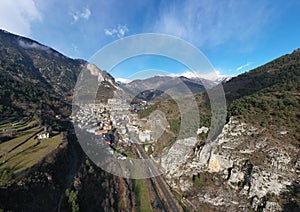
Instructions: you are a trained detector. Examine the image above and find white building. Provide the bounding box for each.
[197,126,209,134]
[139,130,152,142]
[38,131,50,139]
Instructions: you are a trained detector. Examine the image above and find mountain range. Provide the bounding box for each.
[0,29,299,211]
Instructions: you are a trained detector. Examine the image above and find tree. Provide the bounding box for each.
[65,189,79,212]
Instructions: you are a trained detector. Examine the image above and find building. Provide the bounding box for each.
[197,126,209,134]
[38,131,50,139]
[139,130,152,142]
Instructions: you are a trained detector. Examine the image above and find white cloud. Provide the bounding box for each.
[116,78,132,83]
[19,39,50,52]
[104,29,115,36]
[236,62,252,71]
[104,25,129,38]
[153,0,273,47]
[72,7,91,22]
[81,8,91,19]
[0,0,42,36]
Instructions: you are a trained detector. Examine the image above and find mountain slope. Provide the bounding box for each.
[0,30,84,94]
[1,29,299,211]
[157,49,300,211]
[224,49,300,102]
[226,49,300,143]
[0,30,134,212]
[0,30,119,119]
[121,75,215,101]
[0,29,86,119]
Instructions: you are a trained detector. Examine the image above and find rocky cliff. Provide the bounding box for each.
[161,118,299,211]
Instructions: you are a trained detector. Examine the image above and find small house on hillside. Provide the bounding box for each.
[38,131,50,139]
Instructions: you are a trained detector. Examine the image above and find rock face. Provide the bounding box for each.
[161,137,197,176]
[86,63,117,87]
[208,153,233,173]
[160,117,299,211]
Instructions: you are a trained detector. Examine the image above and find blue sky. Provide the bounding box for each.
[0,0,300,81]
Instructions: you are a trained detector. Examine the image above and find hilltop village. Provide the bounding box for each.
[71,99,155,159]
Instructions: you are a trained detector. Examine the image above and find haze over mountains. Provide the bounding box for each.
[0,30,299,211]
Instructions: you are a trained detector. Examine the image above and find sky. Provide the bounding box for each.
[0,0,300,81]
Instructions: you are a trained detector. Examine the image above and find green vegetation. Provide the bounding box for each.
[0,168,14,186]
[228,89,299,127]
[0,30,83,124]
[129,154,153,212]
[169,119,181,135]
[138,103,158,119]
[192,172,214,189]
[191,172,219,196]
[122,149,136,159]
[0,126,40,155]
[226,50,300,144]
[0,29,131,211]
[0,130,64,181]
[0,69,51,117]
[133,179,153,212]
[85,159,95,175]
[0,117,30,131]
[192,174,201,187]
[65,188,80,212]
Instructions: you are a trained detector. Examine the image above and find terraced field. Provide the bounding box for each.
[0,118,64,185]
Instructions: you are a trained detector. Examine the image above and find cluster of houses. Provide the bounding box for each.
[71,103,118,156]
[130,100,150,112]
[108,99,155,145]
[71,104,112,134]
[71,98,157,158]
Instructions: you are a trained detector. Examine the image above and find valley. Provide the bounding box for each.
[0,29,299,212]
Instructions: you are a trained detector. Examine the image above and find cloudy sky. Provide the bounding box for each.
[0,0,299,80]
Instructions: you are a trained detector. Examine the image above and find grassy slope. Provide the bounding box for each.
[0,126,40,155]
[133,179,153,212]
[0,125,64,185]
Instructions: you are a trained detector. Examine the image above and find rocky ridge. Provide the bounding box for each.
[161,117,299,211]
